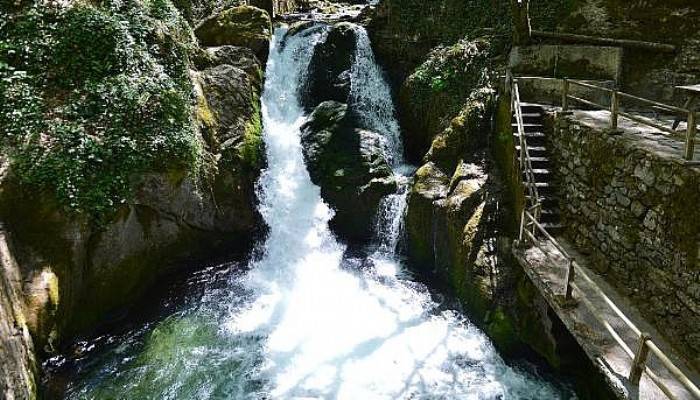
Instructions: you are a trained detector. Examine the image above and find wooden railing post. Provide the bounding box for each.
[519,210,526,243]
[611,90,619,131]
[629,333,652,385]
[685,111,696,160]
[562,78,569,111]
[564,258,575,301]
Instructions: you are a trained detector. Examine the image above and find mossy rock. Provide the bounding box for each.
[399,37,495,162]
[301,101,397,242]
[195,5,272,62]
[405,162,450,270]
[424,92,494,172]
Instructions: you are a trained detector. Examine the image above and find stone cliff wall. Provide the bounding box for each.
[0,3,272,398]
[0,227,36,400]
[395,38,604,386]
[547,112,700,368]
[543,0,700,105]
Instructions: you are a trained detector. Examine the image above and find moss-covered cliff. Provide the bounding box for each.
[0,1,272,397]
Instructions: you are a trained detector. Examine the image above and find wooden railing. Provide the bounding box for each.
[562,79,698,161]
[512,80,541,221]
[518,208,700,399]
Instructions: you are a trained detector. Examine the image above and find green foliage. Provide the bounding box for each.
[406,38,495,134]
[52,6,123,89]
[0,1,203,219]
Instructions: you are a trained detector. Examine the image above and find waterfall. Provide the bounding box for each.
[60,23,573,400]
[226,24,568,399]
[350,26,404,167]
[349,25,412,261]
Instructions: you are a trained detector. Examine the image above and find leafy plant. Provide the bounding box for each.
[0,0,206,220]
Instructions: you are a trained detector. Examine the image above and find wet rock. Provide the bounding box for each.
[203,46,263,84]
[195,5,273,62]
[405,162,449,269]
[249,0,274,17]
[398,38,494,162]
[301,101,396,242]
[303,22,358,110]
[424,95,493,172]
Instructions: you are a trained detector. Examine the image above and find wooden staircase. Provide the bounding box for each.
[512,102,564,235]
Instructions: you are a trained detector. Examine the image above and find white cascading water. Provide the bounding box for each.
[226,24,569,399]
[349,26,403,167]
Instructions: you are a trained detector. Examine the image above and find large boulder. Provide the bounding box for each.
[202,46,263,85]
[398,38,494,162]
[302,22,358,110]
[301,101,396,242]
[424,93,493,172]
[195,6,273,62]
[405,162,450,270]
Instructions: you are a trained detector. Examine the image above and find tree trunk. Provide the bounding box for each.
[510,0,532,46]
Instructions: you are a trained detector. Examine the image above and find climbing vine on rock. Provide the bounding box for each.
[0,0,205,220]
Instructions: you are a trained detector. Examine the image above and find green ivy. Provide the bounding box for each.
[0,1,204,220]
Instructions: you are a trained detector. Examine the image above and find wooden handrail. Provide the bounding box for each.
[561,78,697,161]
[512,80,541,218]
[519,209,700,399]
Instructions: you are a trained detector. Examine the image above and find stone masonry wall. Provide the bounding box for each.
[546,112,700,368]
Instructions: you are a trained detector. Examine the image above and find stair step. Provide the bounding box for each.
[525,181,553,188]
[519,103,544,113]
[522,168,551,175]
[512,123,545,133]
[512,114,542,124]
[541,222,565,232]
[515,145,548,154]
[527,195,559,205]
[514,131,546,138]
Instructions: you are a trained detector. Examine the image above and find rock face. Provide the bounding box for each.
[398,38,494,162]
[302,22,358,110]
[301,101,396,242]
[390,28,584,371]
[195,6,273,62]
[0,226,37,400]
[0,49,263,346]
[0,36,267,359]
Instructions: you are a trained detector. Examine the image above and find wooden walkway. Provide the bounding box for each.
[513,238,700,400]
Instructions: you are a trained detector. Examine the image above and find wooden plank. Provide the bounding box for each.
[567,95,607,111]
[618,92,689,115]
[570,79,614,93]
[531,30,676,53]
[617,111,677,135]
[647,341,700,399]
[676,84,700,93]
